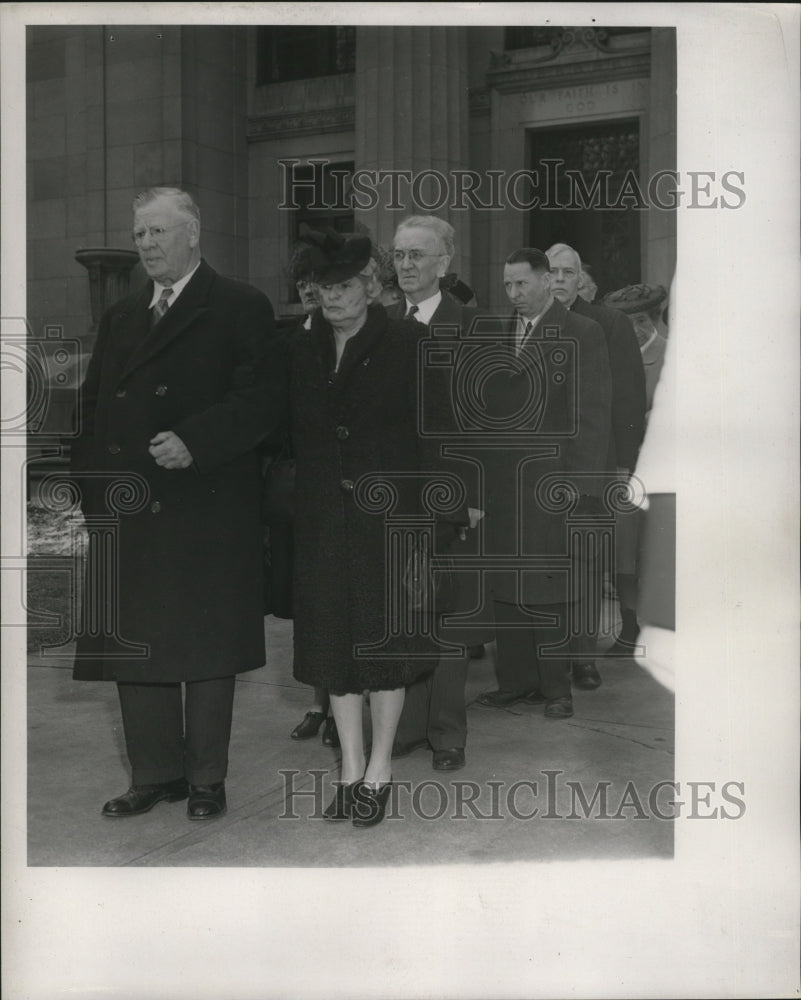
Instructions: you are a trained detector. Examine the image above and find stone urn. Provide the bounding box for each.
[74,247,141,333]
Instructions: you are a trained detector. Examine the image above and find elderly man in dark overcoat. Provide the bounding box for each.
[71,186,280,820]
[475,248,612,719]
[384,215,493,771]
[545,242,647,689]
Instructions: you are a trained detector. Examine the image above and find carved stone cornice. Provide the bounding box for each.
[247,105,355,142]
[487,27,651,93]
[488,52,651,93]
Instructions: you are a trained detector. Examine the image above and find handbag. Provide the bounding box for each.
[261,449,295,526]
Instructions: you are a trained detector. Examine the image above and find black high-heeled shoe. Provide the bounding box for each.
[322,781,362,822]
[351,779,393,828]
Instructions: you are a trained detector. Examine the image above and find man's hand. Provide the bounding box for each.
[149,431,193,469]
[456,508,486,540]
[467,507,485,530]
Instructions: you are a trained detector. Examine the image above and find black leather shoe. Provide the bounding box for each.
[475,689,535,708]
[433,748,465,771]
[102,778,188,818]
[290,711,326,740]
[544,696,574,719]
[352,781,393,828]
[321,716,340,748]
[391,737,429,758]
[572,663,602,690]
[523,689,546,704]
[187,782,227,820]
[467,644,486,659]
[323,781,361,821]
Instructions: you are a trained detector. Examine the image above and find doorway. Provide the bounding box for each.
[527,119,642,298]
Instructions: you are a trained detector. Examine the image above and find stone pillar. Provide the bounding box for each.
[354,27,471,280]
[646,28,677,289]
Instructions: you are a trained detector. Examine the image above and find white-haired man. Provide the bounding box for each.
[71,187,282,821]
[386,215,492,771]
[545,242,647,688]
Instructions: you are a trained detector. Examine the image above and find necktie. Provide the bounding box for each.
[405,304,419,321]
[517,320,533,355]
[152,288,173,324]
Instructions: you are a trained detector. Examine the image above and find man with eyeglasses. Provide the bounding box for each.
[385,215,493,772]
[70,186,282,822]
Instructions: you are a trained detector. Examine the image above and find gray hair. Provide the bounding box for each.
[312,258,383,303]
[356,259,383,303]
[132,187,201,224]
[545,242,582,271]
[395,215,455,259]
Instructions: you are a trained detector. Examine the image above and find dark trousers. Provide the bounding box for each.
[117,676,236,786]
[493,600,571,700]
[395,652,469,749]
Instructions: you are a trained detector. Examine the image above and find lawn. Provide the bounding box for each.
[26,504,87,653]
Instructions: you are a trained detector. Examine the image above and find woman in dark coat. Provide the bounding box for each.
[289,231,462,826]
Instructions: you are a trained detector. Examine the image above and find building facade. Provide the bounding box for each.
[26,23,675,401]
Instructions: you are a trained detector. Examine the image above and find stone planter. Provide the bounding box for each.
[74,247,140,332]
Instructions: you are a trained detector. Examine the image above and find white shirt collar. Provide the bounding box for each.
[515,302,550,352]
[404,289,442,325]
[639,327,658,355]
[148,261,201,309]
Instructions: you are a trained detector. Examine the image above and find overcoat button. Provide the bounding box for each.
[150,501,162,513]
[108,444,121,454]
[340,479,354,493]
[155,384,168,396]
[115,388,127,398]
[336,426,349,440]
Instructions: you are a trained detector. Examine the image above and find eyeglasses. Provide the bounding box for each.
[131,223,188,245]
[392,250,444,264]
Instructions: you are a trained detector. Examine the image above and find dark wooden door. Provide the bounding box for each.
[527,119,641,298]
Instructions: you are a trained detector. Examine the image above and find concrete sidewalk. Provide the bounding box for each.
[27,614,674,867]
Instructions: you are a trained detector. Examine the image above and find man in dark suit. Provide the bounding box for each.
[386,215,492,771]
[476,248,612,719]
[71,187,280,820]
[546,243,647,689]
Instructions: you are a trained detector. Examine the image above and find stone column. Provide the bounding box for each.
[646,28,677,289]
[354,26,471,280]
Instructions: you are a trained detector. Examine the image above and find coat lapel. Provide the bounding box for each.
[311,302,388,386]
[106,285,152,382]
[531,298,566,341]
[335,303,388,382]
[120,260,214,379]
[429,292,460,328]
